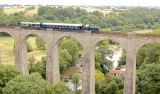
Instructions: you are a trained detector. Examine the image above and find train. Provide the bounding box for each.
[20,22,100,32]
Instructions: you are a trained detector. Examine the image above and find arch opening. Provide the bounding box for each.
[57,36,83,93]
[26,34,47,79]
[94,39,126,94]
[136,41,160,94]
[0,32,15,65]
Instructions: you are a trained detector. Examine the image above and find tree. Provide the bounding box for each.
[136,42,160,94]
[95,40,113,73]
[3,73,51,94]
[95,75,123,94]
[117,51,126,68]
[51,83,73,94]
[60,37,81,64]
[35,36,46,50]
[29,57,46,78]
[136,64,160,94]
[59,49,72,73]
[0,64,20,93]
[136,42,160,69]
[95,70,105,81]
[8,12,26,26]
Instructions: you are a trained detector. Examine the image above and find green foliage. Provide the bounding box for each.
[59,37,81,73]
[95,75,123,94]
[60,38,81,63]
[3,73,51,94]
[136,64,160,94]
[0,64,20,93]
[29,56,46,78]
[35,36,46,50]
[2,7,160,31]
[117,51,126,68]
[72,73,80,91]
[95,70,105,81]
[51,83,73,94]
[95,40,113,73]
[8,12,27,26]
[59,49,72,73]
[136,42,160,69]
[136,42,160,94]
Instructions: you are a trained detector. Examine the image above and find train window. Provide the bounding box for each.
[58,26,61,29]
[54,25,57,29]
[34,24,40,28]
[49,25,52,28]
[61,26,64,29]
[64,26,68,29]
[53,25,56,28]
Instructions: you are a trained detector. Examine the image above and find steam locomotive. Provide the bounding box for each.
[21,22,99,32]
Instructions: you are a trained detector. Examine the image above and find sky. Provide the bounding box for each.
[0,0,160,6]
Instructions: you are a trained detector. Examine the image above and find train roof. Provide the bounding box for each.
[42,23,83,26]
[21,22,40,25]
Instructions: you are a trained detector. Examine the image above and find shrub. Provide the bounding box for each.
[3,73,51,94]
[0,64,20,93]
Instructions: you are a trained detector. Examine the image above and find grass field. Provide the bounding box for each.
[4,6,112,16]
[134,29,153,33]
[0,36,46,65]
[4,7,38,16]
[81,7,113,15]
[4,8,25,15]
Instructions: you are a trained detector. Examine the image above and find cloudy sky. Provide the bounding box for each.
[0,0,160,6]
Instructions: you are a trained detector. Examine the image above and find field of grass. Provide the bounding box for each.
[4,8,26,15]
[4,6,113,16]
[134,29,153,33]
[25,8,38,16]
[0,36,46,65]
[4,7,38,16]
[81,7,113,15]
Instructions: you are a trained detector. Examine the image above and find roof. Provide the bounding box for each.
[21,22,83,26]
[42,23,83,26]
[109,70,125,75]
[21,22,39,24]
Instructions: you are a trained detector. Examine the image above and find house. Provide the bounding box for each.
[108,65,126,78]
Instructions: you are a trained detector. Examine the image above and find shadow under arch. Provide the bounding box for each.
[0,31,15,40]
[0,32,15,65]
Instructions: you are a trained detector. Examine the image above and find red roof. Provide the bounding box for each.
[108,70,125,76]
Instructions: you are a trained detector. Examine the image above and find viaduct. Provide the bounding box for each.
[0,27,159,94]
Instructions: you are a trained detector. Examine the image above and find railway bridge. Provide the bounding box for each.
[0,27,160,94]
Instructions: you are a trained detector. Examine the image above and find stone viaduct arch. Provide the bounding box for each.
[0,27,160,94]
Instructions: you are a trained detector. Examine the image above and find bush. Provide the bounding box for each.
[95,75,123,94]
[0,64,20,93]
[136,64,160,94]
[51,83,73,94]
[29,56,46,78]
[35,36,46,50]
[3,73,51,94]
